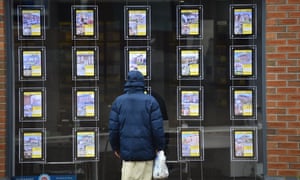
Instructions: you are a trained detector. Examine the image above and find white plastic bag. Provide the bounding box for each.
[153,150,169,179]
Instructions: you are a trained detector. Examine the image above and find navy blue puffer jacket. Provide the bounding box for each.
[109,71,165,161]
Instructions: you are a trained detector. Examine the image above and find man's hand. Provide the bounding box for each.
[114,151,120,158]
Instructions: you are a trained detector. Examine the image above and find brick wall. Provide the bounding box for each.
[0,0,5,178]
[266,0,300,177]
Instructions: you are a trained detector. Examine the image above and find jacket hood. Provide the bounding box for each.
[124,71,145,91]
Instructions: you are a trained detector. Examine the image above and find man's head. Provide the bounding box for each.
[125,70,145,88]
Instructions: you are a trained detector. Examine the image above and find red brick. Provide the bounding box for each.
[266,46,277,53]
[267,60,277,66]
[277,32,297,39]
[288,53,300,59]
[287,81,300,86]
[289,163,300,169]
[288,38,300,44]
[268,12,287,18]
[288,0,300,5]
[267,81,287,87]
[267,122,287,128]
[266,39,287,45]
[278,74,297,80]
[277,5,298,11]
[277,87,297,94]
[267,6,277,12]
[267,114,278,121]
[277,129,297,135]
[267,142,279,148]
[266,53,287,59]
[267,108,287,114]
[276,100,297,107]
[278,46,297,52]
[288,136,300,141]
[268,149,288,155]
[277,169,299,176]
[267,101,277,107]
[278,60,298,66]
[268,128,277,134]
[267,87,277,93]
[288,12,300,18]
[277,115,297,121]
[288,0,300,3]
[268,155,279,162]
[288,149,300,156]
[266,73,277,80]
[278,142,299,149]
[267,169,277,176]
[267,94,287,101]
[267,135,288,141]
[266,0,287,4]
[288,108,300,115]
[287,66,300,72]
[268,163,289,169]
[266,26,286,32]
[266,31,276,39]
[267,67,287,73]
[288,26,300,32]
[266,18,278,25]
[288,122,300,128]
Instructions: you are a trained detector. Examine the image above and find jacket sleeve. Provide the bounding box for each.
[150,99,166,151]
[109,101,120,152]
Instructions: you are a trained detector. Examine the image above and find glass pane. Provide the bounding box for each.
[10,0,264,179]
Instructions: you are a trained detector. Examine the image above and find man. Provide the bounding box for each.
[109,70,165,180]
